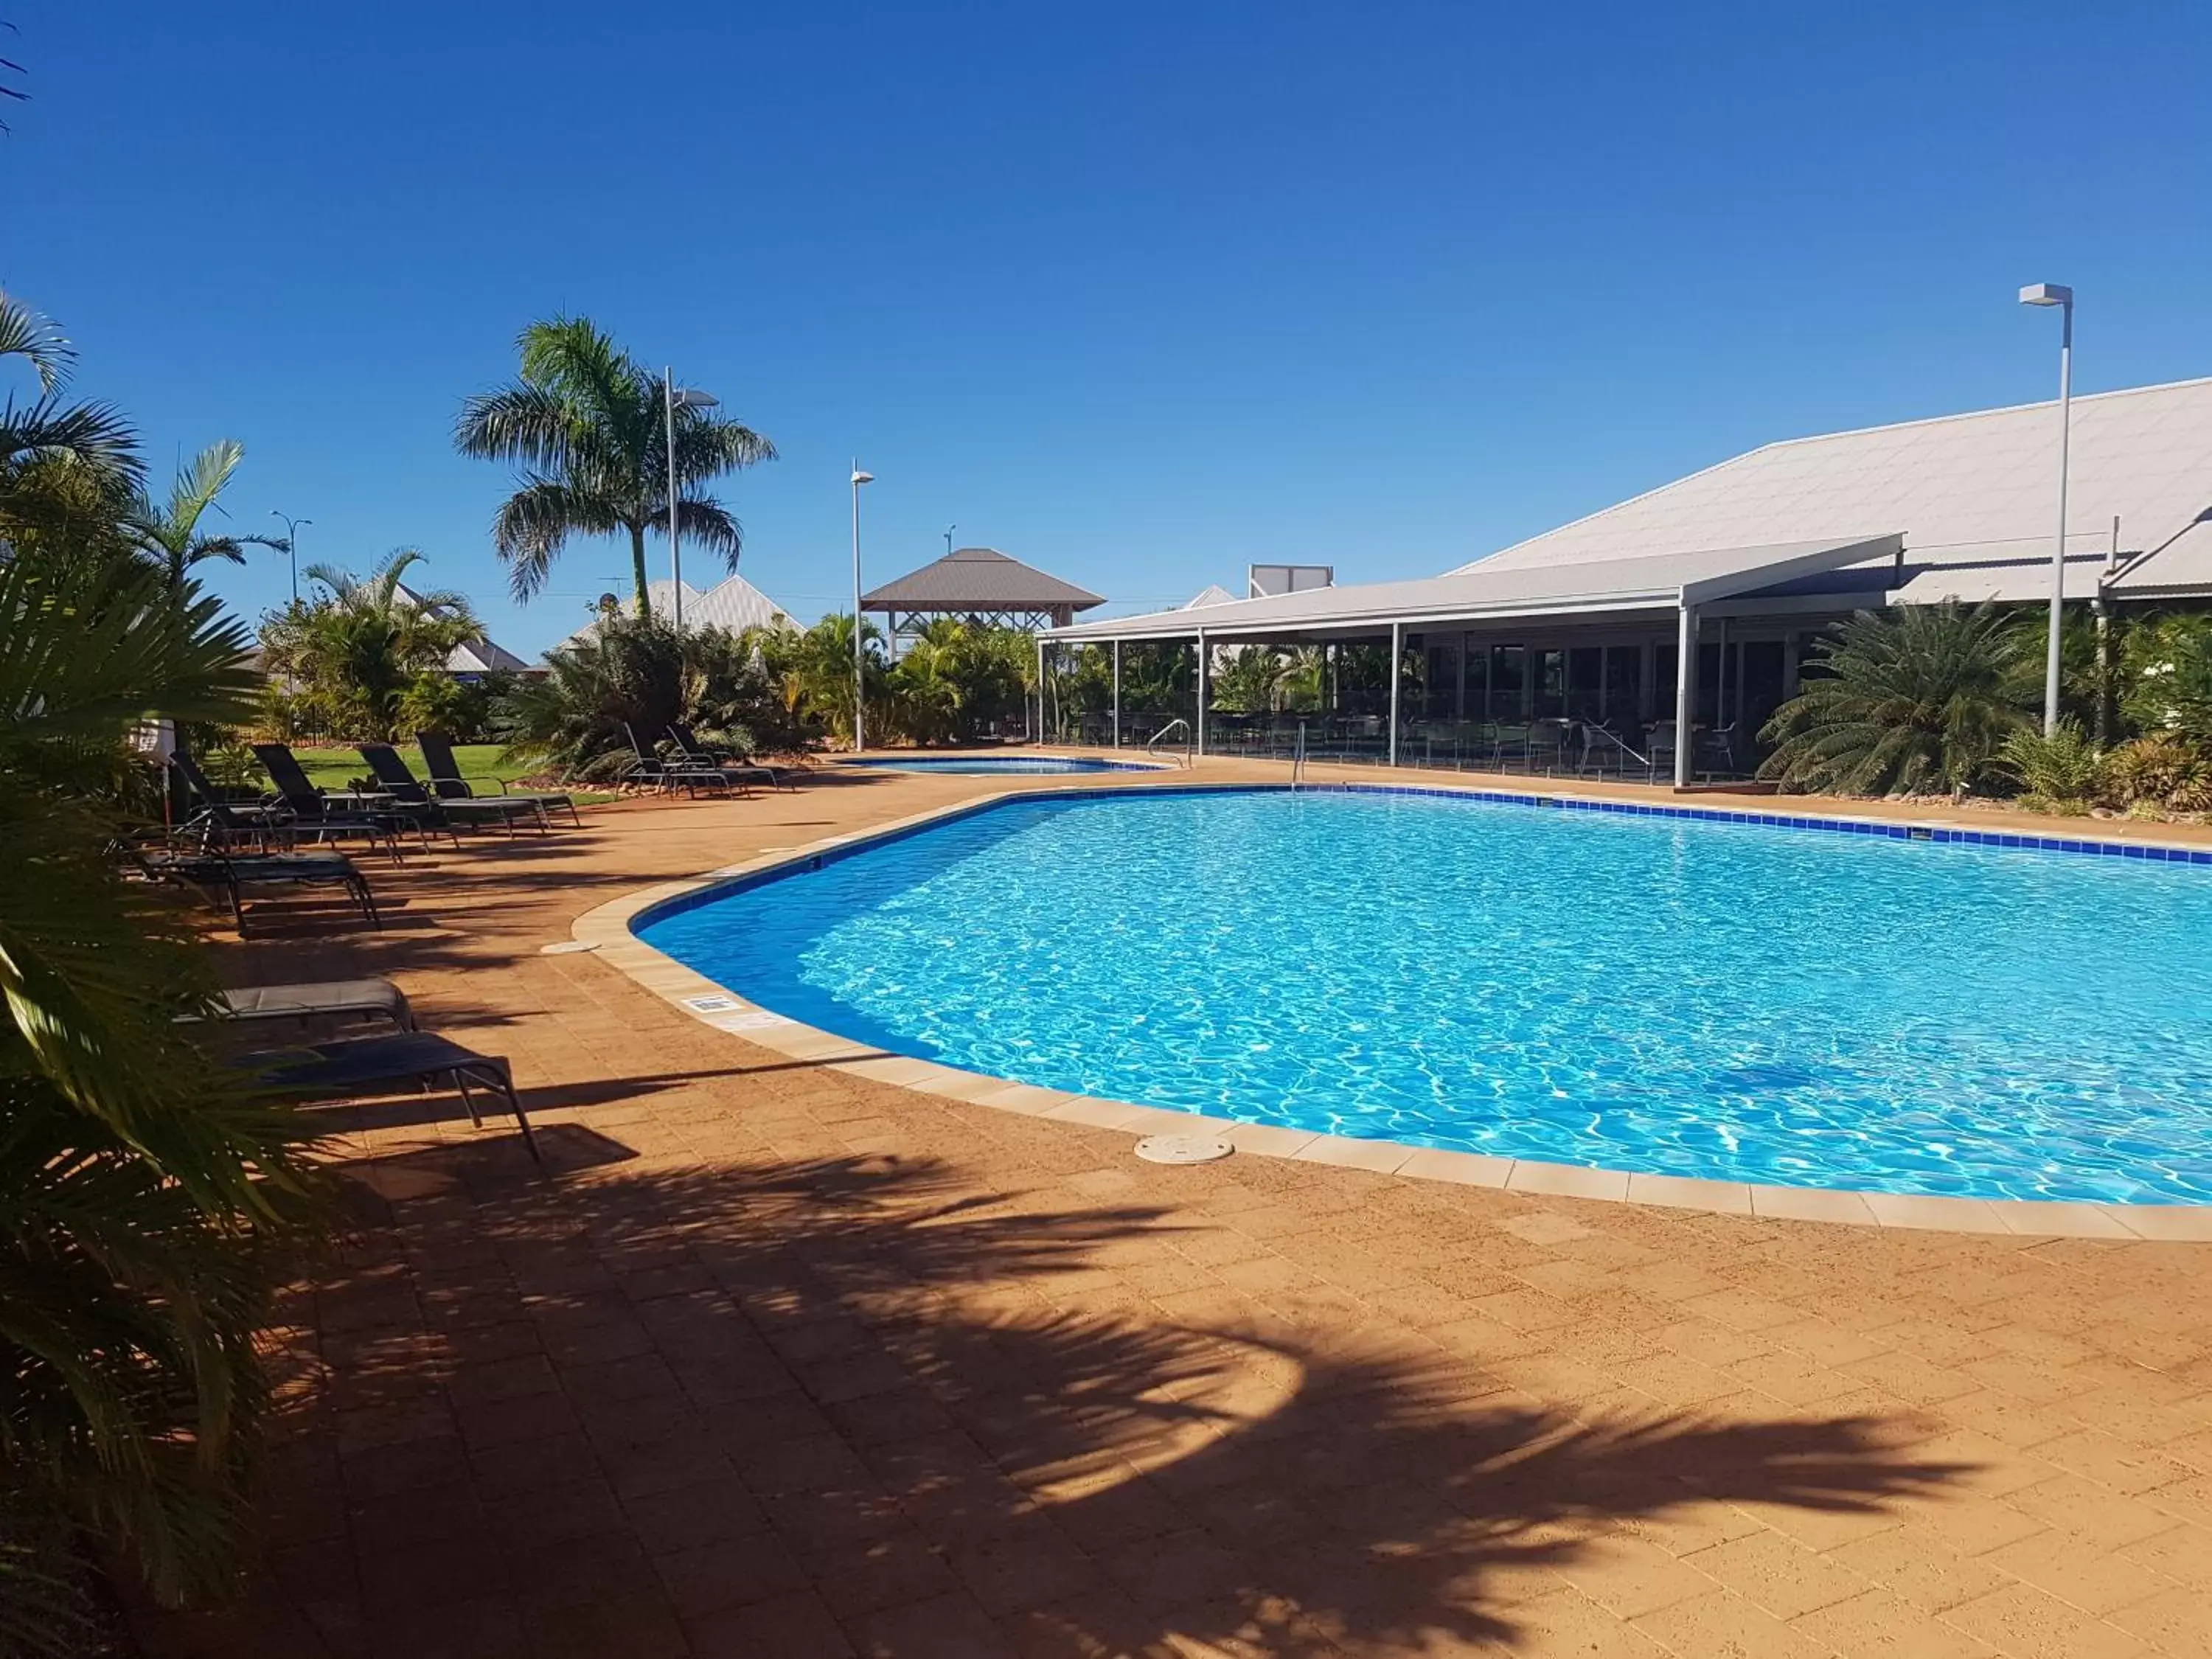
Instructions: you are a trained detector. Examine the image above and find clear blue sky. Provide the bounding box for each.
[10,1,2211,655]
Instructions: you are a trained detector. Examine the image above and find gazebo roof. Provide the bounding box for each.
[860,546,1104,612]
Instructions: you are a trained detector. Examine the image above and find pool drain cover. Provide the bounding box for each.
[1135,1134,1234,1166]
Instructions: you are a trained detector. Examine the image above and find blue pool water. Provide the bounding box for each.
[841,755,1164,775]
[638,789,2212,1204]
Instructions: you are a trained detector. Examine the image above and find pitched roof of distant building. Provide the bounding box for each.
[391,582,535,675]
[1182,584,1240,608]
[860,546,1104,611]
[556,572,795,652]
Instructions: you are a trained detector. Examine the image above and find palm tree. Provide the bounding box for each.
[1,288,142,561]
[259,549,481,740]
[120,439,279,594]
[1759,602,2031,796]
[0,554,326,1618]
[454,316,776,619]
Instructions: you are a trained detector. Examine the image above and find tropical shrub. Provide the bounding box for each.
[257,549,481,741]
[0,557,327,1632]
[454,316,775,618]
[1760,602,2030,796]
[498,615,807,778]
[1997,720,2104,812]
[2119,613,2212,744]
[2104,733,2212,813]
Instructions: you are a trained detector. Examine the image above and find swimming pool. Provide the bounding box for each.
[839,754,1165,775]
[637,787,2212,1204]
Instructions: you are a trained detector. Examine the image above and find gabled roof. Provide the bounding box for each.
[860,546,1104,611]
[1182,583,1240,609]
[555,573,795,653]
[1455,375,2212,602]
[391,582,535,675]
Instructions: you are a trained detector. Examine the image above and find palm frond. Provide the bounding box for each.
[0,394,144,485]
[671,495,743,565]
[0,290,74,394]
[491,478,621,601]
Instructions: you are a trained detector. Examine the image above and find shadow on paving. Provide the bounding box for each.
[136,1139,1972,1659]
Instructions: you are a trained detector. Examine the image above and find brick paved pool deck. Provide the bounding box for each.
[136,757,2212,1659]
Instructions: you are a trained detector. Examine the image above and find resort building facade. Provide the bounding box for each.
[1041,377,2212,783]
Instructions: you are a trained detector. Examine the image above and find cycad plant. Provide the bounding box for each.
[1760,602,2031,796]
[454,316,776,618]
[0,556,327,1631]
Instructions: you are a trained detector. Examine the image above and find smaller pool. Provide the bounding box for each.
[838,754,1165,775]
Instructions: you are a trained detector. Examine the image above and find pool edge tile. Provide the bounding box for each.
[1294,1136,1420,1175]
[1509,1160,1632,1202]
[1397,1149,1515,1189]
[1626,1172,1756,1215]
[1750,1186,1881,1227]
[1862,1193,2012,1234]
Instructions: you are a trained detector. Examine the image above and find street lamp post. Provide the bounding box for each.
[268,509,310,603]
[2020,283,2075,736]
[851,464,874,752]
[664,370,720,632]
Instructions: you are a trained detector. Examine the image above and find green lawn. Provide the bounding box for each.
[282,742,616,806]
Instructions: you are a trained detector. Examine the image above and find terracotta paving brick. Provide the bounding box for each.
[123,771,2212,1658]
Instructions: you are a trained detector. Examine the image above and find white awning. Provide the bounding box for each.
[1041,533,1902,643]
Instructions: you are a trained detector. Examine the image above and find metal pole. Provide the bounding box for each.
[1674,602,1697,789]
[1112,640,1121,748]
[1035,636,1046,742]
[1194,630,1207,759]
[851,466,865,753]
[2044,298,2073,735]
[664,369,683,632]
[271,510,307,603]
[1388,621,1402,768]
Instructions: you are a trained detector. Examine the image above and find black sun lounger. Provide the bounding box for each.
[241,1030,538,1159]
[357,744,546,836]
[665,722,799,791]
[248,742,414,862]
[208,978,416,1032]
[131,830,383,932]
[416,732,581,828]
[620,723,746,798]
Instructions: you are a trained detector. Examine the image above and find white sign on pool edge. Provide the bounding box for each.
[1135,1133,1234,1166]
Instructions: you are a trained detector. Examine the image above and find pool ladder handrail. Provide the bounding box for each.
[1147,718,1193,768]
[1291,721,1307,790]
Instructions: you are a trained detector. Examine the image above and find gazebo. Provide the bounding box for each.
[861,546,1103,655]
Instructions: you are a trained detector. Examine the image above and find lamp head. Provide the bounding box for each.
[2019,282,2073,307]
[851,469,874,487]
[673,388,719,409]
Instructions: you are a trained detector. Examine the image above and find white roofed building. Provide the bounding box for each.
[557,573,795,653]
[1041,377,2212,783]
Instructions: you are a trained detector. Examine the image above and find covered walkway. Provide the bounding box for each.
[1042,533,1904,787]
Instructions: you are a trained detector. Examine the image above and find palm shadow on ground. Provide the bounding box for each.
[150,1134,1971,1658]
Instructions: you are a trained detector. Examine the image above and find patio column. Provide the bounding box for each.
[1035,636,1046,743]
[1674,601,1698,788]
[1388,620,1402,768]
[1194,629,1208,759]
[1112,640,1121,748]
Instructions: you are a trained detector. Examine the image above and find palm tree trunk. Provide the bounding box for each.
[628,523,653,622]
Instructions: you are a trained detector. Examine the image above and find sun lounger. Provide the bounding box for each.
[239,1030,537,1158]
[248,743,415,862]
[666,721,798,790]
[206,978,416,1032]
[620,723,745,797]
[130,827,383,931]
[416,731,581,827]
[358,744,546,836]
